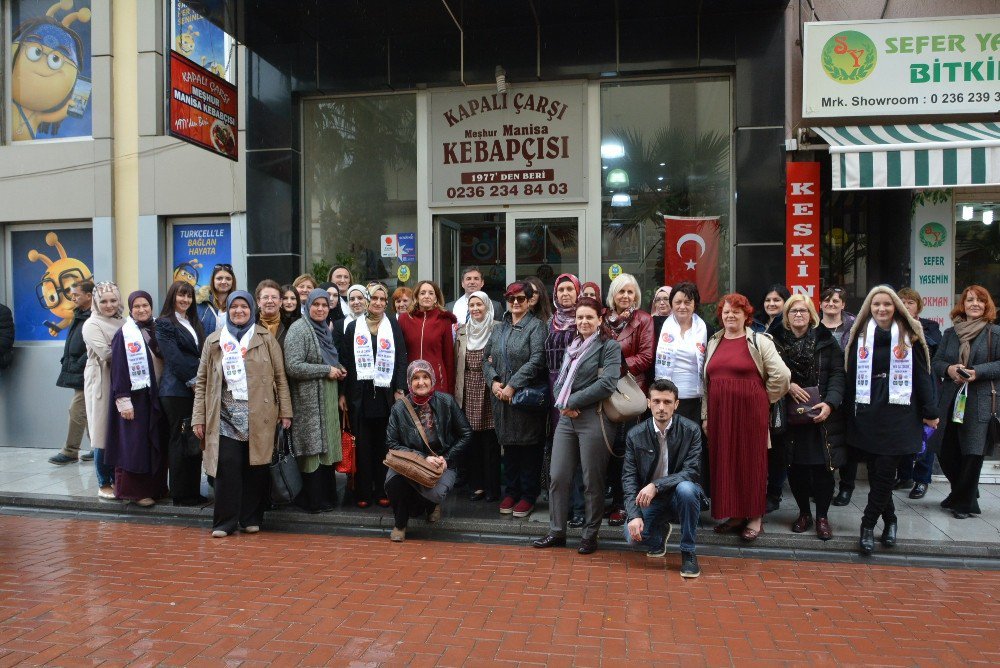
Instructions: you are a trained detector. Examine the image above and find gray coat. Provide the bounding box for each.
[283,318,335,458]
[552,338,622,410]
[930,324,1000,456]
[483,311,548,445]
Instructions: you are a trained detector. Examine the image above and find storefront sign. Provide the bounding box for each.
[429,84,587,206]
[10,227,93,342]
[380,234,398,258]
[171,222,231,292]
[168,51,237,160]
[786,162,821,300]
[172,0,233,82]
[10,0,93,142]
[911,196,953,327]
[397,232,416,262]
[803,16,1000,118]
[664,215,720,303]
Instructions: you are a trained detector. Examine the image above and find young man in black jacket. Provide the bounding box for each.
[622,379,704,578]
[49,282,93,464]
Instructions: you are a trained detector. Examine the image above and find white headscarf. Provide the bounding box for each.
[465,290,495,351]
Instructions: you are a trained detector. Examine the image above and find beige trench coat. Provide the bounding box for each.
[192,325,293,476]
[81,317,123,449]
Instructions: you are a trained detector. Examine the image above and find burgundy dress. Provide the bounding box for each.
[706,336,769,519]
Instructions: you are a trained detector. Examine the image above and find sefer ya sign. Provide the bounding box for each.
[803,15,1000,119]
[429,83,587,206]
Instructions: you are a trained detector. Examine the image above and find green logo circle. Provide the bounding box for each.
[919,222,947,248]
[822,31,877,83]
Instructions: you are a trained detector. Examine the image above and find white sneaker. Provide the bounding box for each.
[97,486,116,500]
[211,530,228,538]
[243,525,260,534]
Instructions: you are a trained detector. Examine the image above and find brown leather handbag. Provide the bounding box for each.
[384,397,444,488]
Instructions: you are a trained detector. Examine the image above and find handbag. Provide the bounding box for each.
[786,386,822,425]
[500,329,549,412]
[383,397,445,488]
[269,425,303,505]
[178,417,203,458]
[986,328,1000,457]
[601,371,648,423]
[335,413,357,475]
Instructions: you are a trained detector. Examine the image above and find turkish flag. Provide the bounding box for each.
[664,215,721,303]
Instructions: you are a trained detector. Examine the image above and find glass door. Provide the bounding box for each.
[508,210,583,286]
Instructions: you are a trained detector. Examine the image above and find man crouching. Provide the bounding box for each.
[623,379,704,578]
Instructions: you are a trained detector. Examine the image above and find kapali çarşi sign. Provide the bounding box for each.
[429,84,586,206]
[803,15,1000,118]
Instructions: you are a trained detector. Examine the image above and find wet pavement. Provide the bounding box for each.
[1,513,999,666]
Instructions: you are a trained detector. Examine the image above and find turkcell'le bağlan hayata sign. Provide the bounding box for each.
[803,15,1000,118]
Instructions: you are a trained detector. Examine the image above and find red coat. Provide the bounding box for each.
[613,309,654,394]
[399,308,458,395]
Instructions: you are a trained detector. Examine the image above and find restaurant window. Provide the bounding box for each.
[955,200,1000,299]
[600,78,731,317]
[302,94,417,287]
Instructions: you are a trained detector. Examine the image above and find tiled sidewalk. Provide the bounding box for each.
[1,514,999,666]
[1,447,998,562]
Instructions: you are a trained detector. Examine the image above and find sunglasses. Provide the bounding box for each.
[506,295,528,304]
[214,264,234,272]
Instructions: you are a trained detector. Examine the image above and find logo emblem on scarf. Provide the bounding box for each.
[127,342,141,353]
[893,343,909,360]
[356,335,368,345]
[859,346,869,360]
[697,343,706,354]
[379,338,391,350]
[663,333,674,343]
[223,342,237,353]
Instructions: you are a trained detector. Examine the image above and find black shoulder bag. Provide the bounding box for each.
[985,327,1000,457]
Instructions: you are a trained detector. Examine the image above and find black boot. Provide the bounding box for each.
[859,526,875,556]
[880,520,897,547]
[833,488,853,506]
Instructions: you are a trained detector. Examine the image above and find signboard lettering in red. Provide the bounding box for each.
[169,51,238,161]
[786,162,821,301]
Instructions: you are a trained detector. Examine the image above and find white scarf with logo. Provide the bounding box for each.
[856,319,913,405]
[654,313,707,381]
[121,318,151,391]
[219,326,256,400]
[354,316,395,387]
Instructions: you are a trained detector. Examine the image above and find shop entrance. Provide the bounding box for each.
[433,210,584,303]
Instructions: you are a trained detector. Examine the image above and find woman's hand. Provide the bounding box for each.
[394,390,405,402]
[500,385,515,402]
[327,367,341,380]
[281,418,292,429]
[426,455,447,470]
[702,419,709,437]
[923,417,940,429]
[339,395,347,413]
[559,408,581,418]
[811,402,831,423]
[947,364,968,384]
[120,408,135,421]
[964,367,977,383]
[193,424,205,440]
[788,382,812,404]
[492,381,504,400]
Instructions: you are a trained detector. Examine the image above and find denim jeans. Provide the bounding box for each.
[623,480,703,553]
[897,449,935,484]
[93,448,114,488]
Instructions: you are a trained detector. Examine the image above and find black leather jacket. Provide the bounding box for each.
[386,392,472,468]
[622,415,702,523]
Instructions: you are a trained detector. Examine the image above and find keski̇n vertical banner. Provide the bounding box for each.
[10,0,93,142]
[171,222,231,292]
[786,162,821,301]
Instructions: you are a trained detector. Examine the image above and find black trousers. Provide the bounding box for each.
[355,416,390,504]
[938,422,984,514]
[787,463,835,519]
[385,474,434,530]
[503,441,543,503]
[296,463,338,512]
[214,436,268,533]
[766,442,787,501]
[159,396,204,503]
[838,459,859,492]
[466,429,501,499]
[861,453,905,529]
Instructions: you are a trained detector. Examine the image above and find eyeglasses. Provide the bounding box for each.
[653,297,670,303]
[506,295,528,304]
[259,295,280,302]
[788,308,810,315]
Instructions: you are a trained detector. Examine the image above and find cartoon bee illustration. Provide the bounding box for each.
[172,259,203,287]
[28,232,93,336]
[11,0,92,141]
[177,23,199,56]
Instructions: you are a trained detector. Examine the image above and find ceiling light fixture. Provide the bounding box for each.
[962,205,974,220]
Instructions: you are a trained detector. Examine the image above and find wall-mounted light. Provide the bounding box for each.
[606,169,629,188]
[600,142,625,160]
[962,205,974,220]
[985,209,994,225]
[495,66,507,94]
[611,193,631,207]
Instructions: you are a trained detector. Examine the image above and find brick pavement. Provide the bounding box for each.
[1,515,998,667]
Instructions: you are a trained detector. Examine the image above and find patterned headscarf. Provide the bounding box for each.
[92,281,124,319]
[551,273,581,332]
[406,359,437,406]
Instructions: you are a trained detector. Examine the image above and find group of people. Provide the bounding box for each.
[45,261,996,570]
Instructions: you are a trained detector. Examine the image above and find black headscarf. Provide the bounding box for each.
[128,290,161,357]
[319,282,345,323]
[306,288,340,366]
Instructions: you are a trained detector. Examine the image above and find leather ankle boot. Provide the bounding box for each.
[880,520,897,547]
[859,526,875,556]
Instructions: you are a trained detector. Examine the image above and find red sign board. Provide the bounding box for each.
[786,162,821,300]
[168,51,238,161]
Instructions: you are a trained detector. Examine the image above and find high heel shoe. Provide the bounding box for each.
[859,526,875,556]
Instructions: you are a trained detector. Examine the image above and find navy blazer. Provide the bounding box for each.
[154,316,203,398]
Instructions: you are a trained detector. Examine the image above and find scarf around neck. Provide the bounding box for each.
[305,288,339,366]
[856,319,913,405]
[606,306,635,336]
[952,316,989,367]
[553,332,601,409]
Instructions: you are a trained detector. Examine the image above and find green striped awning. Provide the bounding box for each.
[815,123,1000,191]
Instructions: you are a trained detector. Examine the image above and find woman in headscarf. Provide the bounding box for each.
[455,291,499,501]
[845,285,938,555]
[604,272,654,527]
[339,282,408,507]
[196,263,236,334]
[343,283,369,332]
[82,281,125,499]
[193,291,293,537]
[155,281,207,506]
[581,281,602,305]
[105,291,168,507]
[398,280,457,395]
[284,288,346,513]
[384,360,472,541]
[650,286,672,317]
[930,285,1000,520]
